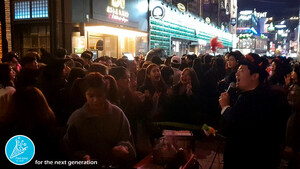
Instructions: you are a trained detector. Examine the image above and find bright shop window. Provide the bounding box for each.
[14,0,48,20]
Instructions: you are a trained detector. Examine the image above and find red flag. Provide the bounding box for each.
[210,37,224,52]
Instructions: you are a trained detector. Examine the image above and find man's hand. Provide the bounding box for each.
[112,145,129,160]
[219,92,230,109]
[83,155,91,161]
[285,74,291,86]
[186,83,193,96]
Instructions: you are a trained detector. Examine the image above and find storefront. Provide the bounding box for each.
[9,0,51,56]
[72,0,148,59]
[149,0,233,56]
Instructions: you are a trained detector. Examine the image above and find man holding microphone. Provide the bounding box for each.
[219,53,287,169]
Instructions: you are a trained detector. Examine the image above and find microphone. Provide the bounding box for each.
[226,82,236,94]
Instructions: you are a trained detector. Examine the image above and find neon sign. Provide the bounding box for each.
[254,11,267,18]
[111,0,125,9]
[107,0,129,23]
[177,3,186,12]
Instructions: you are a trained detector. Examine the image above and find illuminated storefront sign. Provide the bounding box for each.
[205,17,211,24]
[111,0,125,9]
[238,15,251,20]
[231,18,236,26]
[239,33,253,39]
[152,6,165,19]
[177,3,186,12]
[289,16,299,20]
[254,11,267,18]
[149,0,233,52]
[106,0,129,23]
[267,22,275,32]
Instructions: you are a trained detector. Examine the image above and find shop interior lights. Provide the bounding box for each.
[85,26,147,37]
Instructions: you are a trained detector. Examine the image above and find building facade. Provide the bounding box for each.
[0,0,12,60]
[71,0,148,59]
[149,0,233,56]
[236,10,268,55]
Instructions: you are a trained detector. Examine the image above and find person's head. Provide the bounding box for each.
[186,54,197,65]
[70,53,80,59]
[81,51,93,64]
[5,87,55,128]
[65,58,75,69]
[96,56,112,67]
[203,54,213,65]
[84,72,107,111]
[56,48,67,59]
[236,53,268,92]
[211,57,226,80]
[160,65,174,87]
[164,56,172,66]
[146,64,161,83]
[171,56,182,69]
[2,51,19,63]
[271,57,291,76]
[142,61,152,69]
[43,59,68,80]
[2,51,19,71]
[67,67,86,85]
[134,56,140,63]
[291,64,300,85]
[212,57,225,71]
[109,66,130,91]
[88,63,108,75]
[126,60,137,73]
[0,63,16,87]
[145,48,166,61]
[151,56,163,66]
[115,58,127,67]
[73,58,85,68]
[20,52,39,70]
[227,52,241,69]
[139,60,145,69]
[180,68,199,88]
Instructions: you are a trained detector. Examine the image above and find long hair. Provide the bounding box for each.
[136,68,146,90]
[104,75,119,105]
[181,68,200,90]
[0,64,14,88]
[293,63,300,85]
[84,72,107,92]
[142,64,167,94]
[3,87,55,129]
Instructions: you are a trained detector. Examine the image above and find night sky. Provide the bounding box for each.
[238,0,299,21]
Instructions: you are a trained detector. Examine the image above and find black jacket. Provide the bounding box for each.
[222,84,288,169]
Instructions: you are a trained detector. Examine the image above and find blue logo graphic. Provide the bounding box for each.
[5,135,35,165]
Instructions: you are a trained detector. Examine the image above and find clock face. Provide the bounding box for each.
[205,17,211,24]
[152,6,165,19]
[177,3,186,12]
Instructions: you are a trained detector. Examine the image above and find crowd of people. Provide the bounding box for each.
[0,47,299,169]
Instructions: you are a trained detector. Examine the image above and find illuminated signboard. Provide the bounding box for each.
[112,0,125,9]
[267,22,275,32]
[106,0,129,23]
[231,18,236,26]
[177,3,186,12]
[205,17,211,24]
[254,11,267,18]
[152,6,165,19]
[238,15,251,20]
